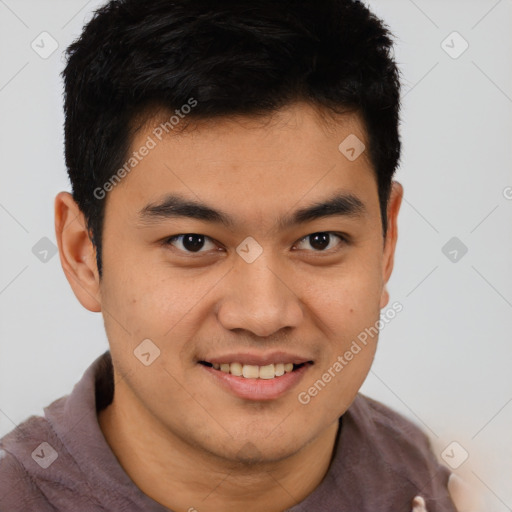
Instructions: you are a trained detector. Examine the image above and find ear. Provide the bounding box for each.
[379,181,403,309]
[54,191,101,312]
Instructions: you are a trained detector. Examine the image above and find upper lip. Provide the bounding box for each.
[199,351,313,366]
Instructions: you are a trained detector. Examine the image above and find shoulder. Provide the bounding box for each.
[0,395,95,511]
[0,352,123,511]
[0,413,58,510]
[352,393,433,447]
[345,393,454,496]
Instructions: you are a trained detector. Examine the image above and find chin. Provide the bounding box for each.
[207,434,308,466]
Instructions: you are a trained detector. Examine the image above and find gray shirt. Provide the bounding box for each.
[0,351,457,511]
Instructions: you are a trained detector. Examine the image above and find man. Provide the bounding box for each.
[0,1,466,510]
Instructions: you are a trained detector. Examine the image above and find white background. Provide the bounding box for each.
[1,1,511,509]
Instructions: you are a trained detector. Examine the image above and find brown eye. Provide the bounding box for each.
[164,234,217,253]
[295,232,347,252]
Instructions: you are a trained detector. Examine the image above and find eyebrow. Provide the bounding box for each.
[138,191,367,230]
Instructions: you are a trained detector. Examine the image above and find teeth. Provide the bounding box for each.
[242,365,259,379]
[230,362,243,376]
[211,361,302,379]
[259,364,275,380]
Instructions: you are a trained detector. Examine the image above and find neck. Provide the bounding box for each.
[98,382,340,512]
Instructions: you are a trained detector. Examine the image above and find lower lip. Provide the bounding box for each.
[199,363,311,401]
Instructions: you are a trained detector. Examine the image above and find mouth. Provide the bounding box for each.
[198,361,311,380]
[197,356,314,401]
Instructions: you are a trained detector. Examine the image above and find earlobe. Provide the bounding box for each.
[54,191,101,312]
[379,285,389,309]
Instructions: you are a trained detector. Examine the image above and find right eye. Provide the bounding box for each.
[162,233,220,254]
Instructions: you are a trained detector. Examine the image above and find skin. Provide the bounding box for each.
[55,101,404,512]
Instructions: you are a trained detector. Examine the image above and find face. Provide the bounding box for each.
[85,102,400,463]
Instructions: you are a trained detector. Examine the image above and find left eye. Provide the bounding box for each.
[293,232,346,252]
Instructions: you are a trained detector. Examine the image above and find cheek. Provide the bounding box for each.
[100,258,221,367]
[100,250,179,332]
[303,258,383,324]
[299,258,382,384]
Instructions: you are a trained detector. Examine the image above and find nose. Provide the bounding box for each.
[216,253,304,338]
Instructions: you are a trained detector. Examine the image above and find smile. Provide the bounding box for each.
[198,358,313,401]
[199,361,309,380]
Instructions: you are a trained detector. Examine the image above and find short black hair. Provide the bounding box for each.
[62,0,401,278]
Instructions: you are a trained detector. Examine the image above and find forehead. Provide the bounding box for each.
[106,102,380,230]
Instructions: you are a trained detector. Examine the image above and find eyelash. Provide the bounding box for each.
[161,232,348,255]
